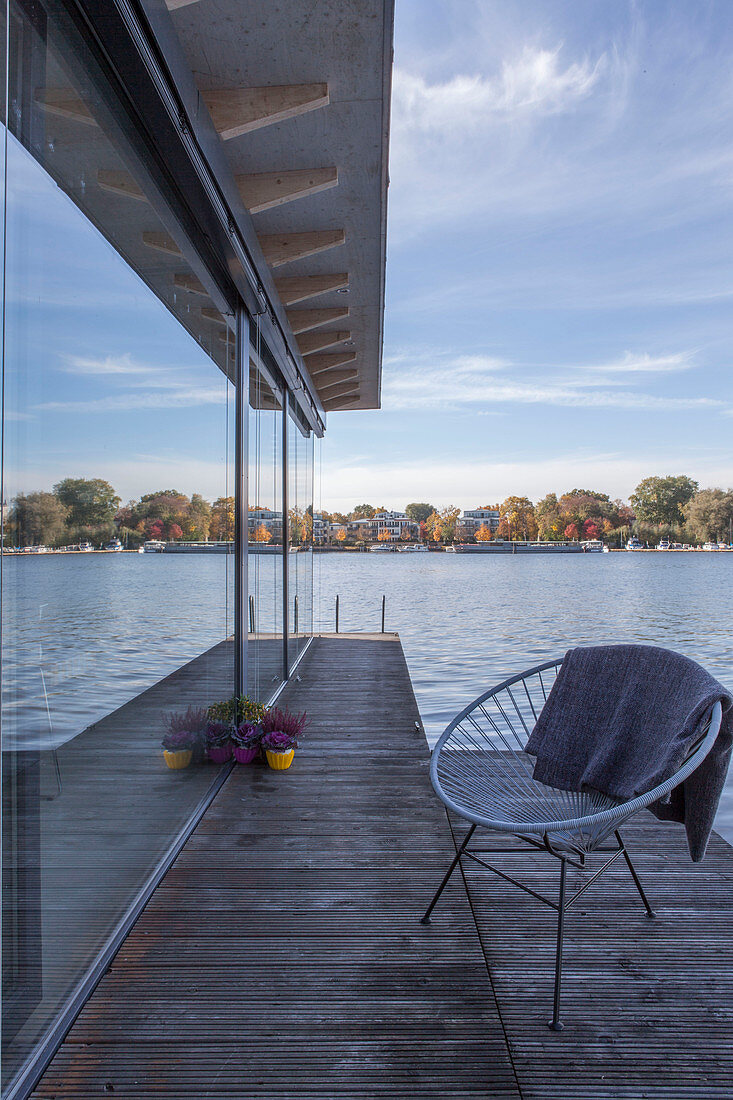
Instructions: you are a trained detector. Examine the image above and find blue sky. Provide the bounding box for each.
[320,0,733,510]
[7,1,733,512]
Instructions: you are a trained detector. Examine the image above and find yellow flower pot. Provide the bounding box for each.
[265,748,295,771]
[163,749,192,769]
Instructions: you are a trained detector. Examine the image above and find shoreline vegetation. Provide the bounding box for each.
[4,474,733,551]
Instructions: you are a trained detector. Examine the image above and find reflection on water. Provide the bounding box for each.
[313,551,733,844]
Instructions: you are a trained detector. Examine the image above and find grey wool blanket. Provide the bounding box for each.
[525,645,733,861]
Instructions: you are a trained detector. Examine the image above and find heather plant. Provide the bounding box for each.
[208,695,267,725]
[231,721,263,749]
[161,706,208,758]
[260,706,307,739]
[261,730,298,753]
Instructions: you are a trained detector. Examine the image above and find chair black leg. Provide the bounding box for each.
[615,830,655,918]
[420,823,477,924]
[549,857,567,1031]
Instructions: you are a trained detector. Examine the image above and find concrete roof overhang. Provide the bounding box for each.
[150,0,394,418]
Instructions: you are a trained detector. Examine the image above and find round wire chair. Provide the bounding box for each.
[421,657,723,1030]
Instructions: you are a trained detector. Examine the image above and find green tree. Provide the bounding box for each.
[53,477,120,532]
[405,502,435,524]
[350,504,378,519]
[535,493,562,541]
[10,492,69,547]
[682,488,733,543]
[630,475,698,527]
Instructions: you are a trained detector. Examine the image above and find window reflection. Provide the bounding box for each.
[1,0,235,1089]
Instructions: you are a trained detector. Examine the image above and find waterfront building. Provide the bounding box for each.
[457,508,501,540]
[350,510,419,542]
[312,512,328,545]
[0,2,392,1095]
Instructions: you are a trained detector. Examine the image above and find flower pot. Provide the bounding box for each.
[233,744,259,764]
[207,745,232,764]
[265,748,295,771]
[163,749,192,769]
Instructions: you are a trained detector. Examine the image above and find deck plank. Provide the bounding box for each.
[31,634,733,1098]
[32,636,519,1099]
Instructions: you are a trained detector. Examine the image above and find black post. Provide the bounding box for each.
[294,594,299,635]
[381,594,386,633]
[248,594,255,634]
[335,594,339,633]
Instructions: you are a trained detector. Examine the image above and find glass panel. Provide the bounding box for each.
[287,404,313,667]
[247,350,284,700]
[1,1,235,1090]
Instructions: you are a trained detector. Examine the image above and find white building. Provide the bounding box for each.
[457,508,501,539]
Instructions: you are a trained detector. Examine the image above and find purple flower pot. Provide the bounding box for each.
[207,745,232,764]
[233,745,259,764]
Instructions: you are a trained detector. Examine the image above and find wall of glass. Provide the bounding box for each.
[1,1,238,1092]
[287,403,314,667]
[247,350,285,700]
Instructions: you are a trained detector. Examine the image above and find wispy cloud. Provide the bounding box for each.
[37,388,227,414]
[381,350,716,413]
[320,450,733,512]
[393,46,604,133]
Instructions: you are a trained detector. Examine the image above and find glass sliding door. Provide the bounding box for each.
[1,1,236,1091]
[247,351,285,700]
[287,403,314,669]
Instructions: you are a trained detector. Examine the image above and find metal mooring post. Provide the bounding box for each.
[335,594,340,633]
[294,595,299,634]
[381,594,386,632]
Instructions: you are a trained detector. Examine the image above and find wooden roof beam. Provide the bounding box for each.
[308,368,358,388]
[297,330,351,356]
[286,307,349,334]
[173,274,208,296]
[97,169,147,202]
[324,395,361,411]
[237,168,338,214]
[318,380,360,401]
[142,231,181,256]
[202,84,329,141]
[307,352,357,376]
[165,0,200,8]
[258,230,345,268]
[35,88,97,125]
[202,307,228,326]
[275,274,349,305]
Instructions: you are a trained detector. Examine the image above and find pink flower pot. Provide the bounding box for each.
[233,745,259,764]
[207,745,232,764]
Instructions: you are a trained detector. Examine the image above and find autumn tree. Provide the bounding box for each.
[253,523,272,543]
[377,528,392,542]
[498,496,538,540]
[210,497,235,541]
[682,488,733,543]
[630,475,698,527]
[9,492,69,547]
[425,506,461,544]
[335,528,347,543]
[475,523,493,542]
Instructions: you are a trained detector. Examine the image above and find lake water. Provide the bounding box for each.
[3,550,732,842]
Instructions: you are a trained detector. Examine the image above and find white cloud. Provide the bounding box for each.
[320,452,733,513]
[381,350,717,413]
[37,388,227,414]
[393,47,604,135]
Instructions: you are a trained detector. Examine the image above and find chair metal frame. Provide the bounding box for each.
[421,658,723,1030]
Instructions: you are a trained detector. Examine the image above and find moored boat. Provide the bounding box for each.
[106,538,123,552]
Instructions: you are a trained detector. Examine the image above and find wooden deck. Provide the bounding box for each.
[33,635,733,1098]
